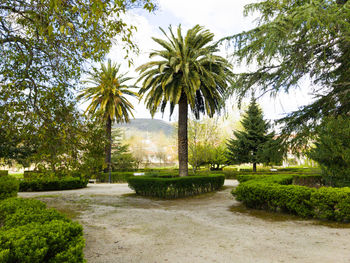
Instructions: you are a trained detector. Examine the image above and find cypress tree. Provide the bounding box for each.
[226,98,283,172]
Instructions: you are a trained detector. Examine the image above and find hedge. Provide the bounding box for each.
[95,171,179,183]
[0,176,19,200]
[23,170,86,180]
[127,175,225,198]
[94,172,135,183]
[0,198,85,262]
[233,174,350,222]
[0,170,8,176]
[19,177,88,192]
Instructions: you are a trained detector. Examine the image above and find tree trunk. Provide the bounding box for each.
[105,116,112,183]
[178,92,188,177]
[253,162,257,172]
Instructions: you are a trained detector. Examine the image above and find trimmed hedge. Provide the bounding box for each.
[0,170,8,176]
[292,174,323,187]
[95,172,135,183]
[127,175,225,198]
[0,198,85,262]
[23,170,86,180]
[0,176,19,200]
[233,174,350,222]
[19,177,88,192]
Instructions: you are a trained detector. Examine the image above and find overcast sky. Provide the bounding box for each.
[105,0,315,123]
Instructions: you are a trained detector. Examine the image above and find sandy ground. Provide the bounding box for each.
[19,180,350,263]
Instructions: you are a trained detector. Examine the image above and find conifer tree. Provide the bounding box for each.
[226,98,283,172]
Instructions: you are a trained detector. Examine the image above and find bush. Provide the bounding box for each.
[23,170,87,180]
[292,174,323,187]
[233,174,350,222]
[236,174,294,184]
[0,176,19,200]
[0,170,8,176]
[0,198,85,263]
[94,172,135,183]
[19,177,88,192]
[127,175,225,198]
[310,187,350,221]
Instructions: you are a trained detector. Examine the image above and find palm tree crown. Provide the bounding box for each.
[137,25,233,176]
[79,59,138,122]
[137,25,233,118]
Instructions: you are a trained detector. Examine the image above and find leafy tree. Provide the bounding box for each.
[80,120,107,176]
[208,144,228,171]
[78,60,138,182]
[111,129,137,171]
[0,0,155,106]
[137,25,234,176]
[28,100,84,172]
[308,116,350,187]
[226,98,284,172]
[0,0,155,165]
[222,0,350,147]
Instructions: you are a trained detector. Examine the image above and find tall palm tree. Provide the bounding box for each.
[78,59,138,182]
[137,25,234,176]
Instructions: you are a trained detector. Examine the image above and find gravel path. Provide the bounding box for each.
[19,180,350,263]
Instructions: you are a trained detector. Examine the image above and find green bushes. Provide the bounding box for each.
[233,174,350,222]
[128,175,225,198]
[19,177,88,192]
[0,198,85,262]
[0,170,8,176]
[23,170,86,180]
[292,174,323,187]
[94,172,135,183]
[0,176,19,200]
[311,187,350,222]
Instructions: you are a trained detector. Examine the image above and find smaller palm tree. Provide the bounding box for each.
[78,59,138,182]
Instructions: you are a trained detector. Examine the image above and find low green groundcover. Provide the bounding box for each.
[233,174,350,222]
[127,175,225,198]
[0,198,85,262]
[19,177,88,192]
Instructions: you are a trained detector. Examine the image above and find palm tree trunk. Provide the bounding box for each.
[105,116,112,183]
[178,92,188,177]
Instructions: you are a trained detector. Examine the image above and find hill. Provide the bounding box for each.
[114,118,174,137]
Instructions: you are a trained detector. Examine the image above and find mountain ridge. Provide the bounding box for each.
[114,118,174,136]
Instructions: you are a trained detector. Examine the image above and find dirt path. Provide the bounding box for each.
[19,180,350,263]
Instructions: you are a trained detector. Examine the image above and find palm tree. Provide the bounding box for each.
[137,25,234,176]
[78,59,138,182]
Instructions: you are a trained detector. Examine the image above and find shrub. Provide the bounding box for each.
[19,177,88,192]
[292,174,323,187]
[233,174,350,222]
[236,174,294,184]
[127,175,225,198]
[234,180,314,217]
[0,198,85,263]
[94,172,135,183]
[0,171,8,176]
[0,176,19,200]
[310,187,350,221]
[23,170,86,181]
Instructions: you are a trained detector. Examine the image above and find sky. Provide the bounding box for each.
[105,0,315,123]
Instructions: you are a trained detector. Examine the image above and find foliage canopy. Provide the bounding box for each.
[222,0,350,146]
